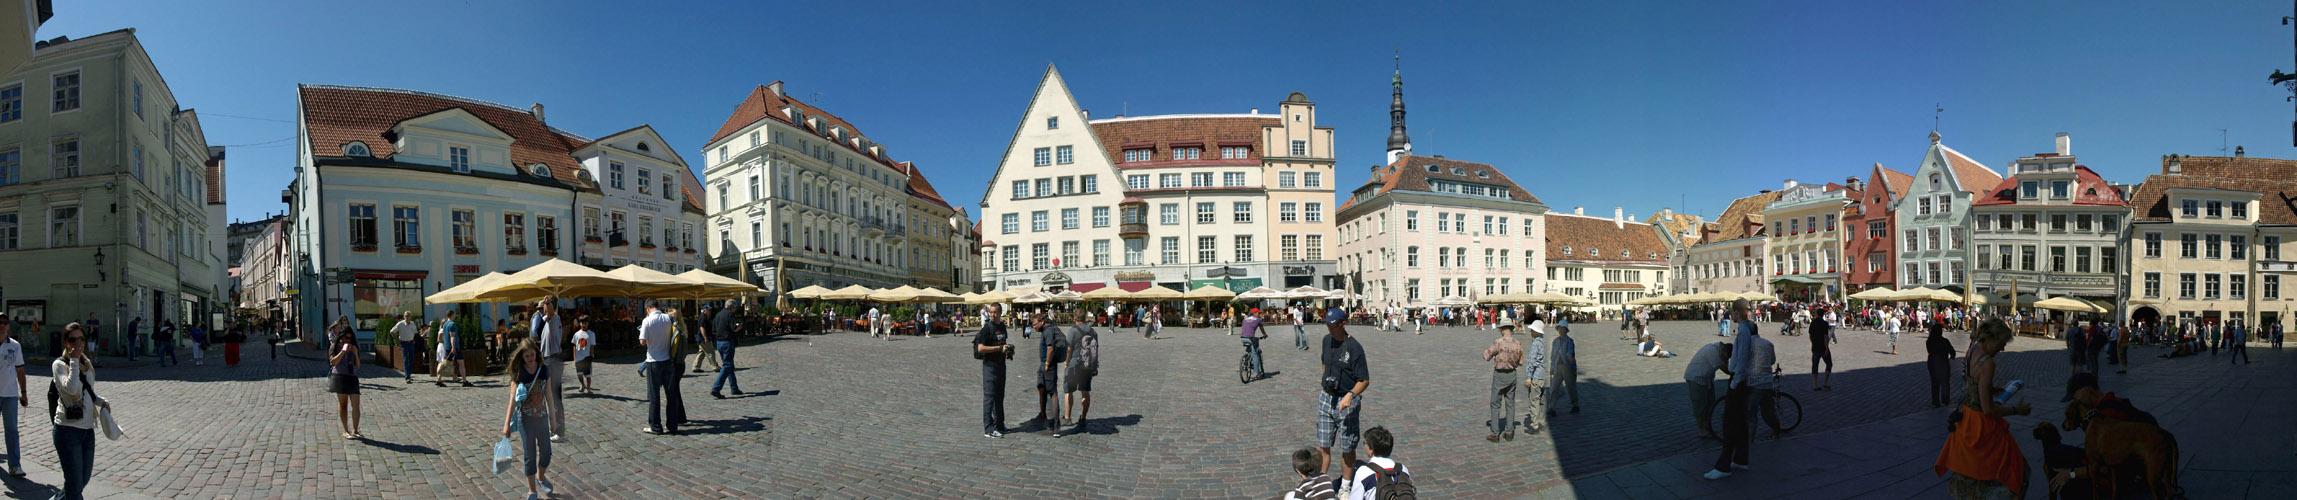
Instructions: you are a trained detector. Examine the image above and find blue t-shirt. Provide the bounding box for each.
[1554,335,1576,372]
[441,320,459,352]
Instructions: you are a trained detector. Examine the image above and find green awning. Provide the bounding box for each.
[1769,275,1821,285]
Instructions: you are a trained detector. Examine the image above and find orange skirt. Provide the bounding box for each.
[1934,406,2026,495]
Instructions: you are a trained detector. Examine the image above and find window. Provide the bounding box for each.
[1918,197,1932,216]
[2051,181,2069,198]
[1033,147,1051,166]
[1161,237,1180,264]
[1189,173,1212,187]
[1279,171,1297,188]
[0,213,13,250]
[0,84,18,123]
[1406,211,1420,231]
[1222,172,1245,187]
[608,162,625,189]
[2267,274,2283,300]
[503,213,525,251]
[2102,214,2120,232]
[1486,216,1497,235]
[1194,202,1215,224]
[538,217,558,253]
[394,206,421,248]
[1977,246,1992,270]
[2206,234,2222,259]
[1035,179,1051,199]
[583,208,600,238]
[2181,200,2199,218]
[1950,227,1964,250]
[637,168,652,194]
[1221,146,1248,159]
[1000,213,1018,234]
[2204,274,2222,300]
[1160,204,1180,225]
[1282,235,1300,261]
[1056,145,1074,164]
[1031,211,1048,232]
[0,148,17,186]
[2143,272,2162,298]
[1438,248,1452,268]
[2231,274,2248,300]
[2232,202,2248,219]
[1126,175,1149,190]
[2268,236,2283,260]
[1091,207,1110,227]
[1306,234,1323,261]
[1047,117,1058,129]
[1159,173,1182,188]
[1437,213,1450,233]
[2180,234,2198,259]
[1061,208,1079,229]
[2232,235,2248,260]
[2101,245,2116,274]
[1032,243,1050,269]
[2206,201,2223,218]
[2021,245,2037,271]
[1010,180,1028,199]
[50,138,77,178]
[2145,233,2162,258]
[1291,140,1308,156]
[1903,229,1918,252]
[1062,241,1079,267]
[1092,240,1109,266]
[1976,215,1992,231]
[1305,202,1323,223]
[1125,149,1153,163]
[1081,175,1098,193]
[2178,273,2197,299]
[2074,214,2092,232]
[1928,261,1943,285]
[2022,214,2037,231]
[1408,279,1422,301]
[1174,147,1202,160]
[451,210,477,250]
[2050,246,2066,273]
[1406,246,1421,268]
[1232,202,1253,223]
[1304,171,1322,188]
[2046,214,2064,233]
[1926,228,1941,251]
[50,71,78,112]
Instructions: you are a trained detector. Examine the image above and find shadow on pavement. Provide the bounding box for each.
[679,416,770,436]
[0,474,57,499]
[361,438,441,456]
[1075,413,1144,436]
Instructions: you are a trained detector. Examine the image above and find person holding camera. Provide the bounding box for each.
[1315,314,1370,492]
[973,304,1016,438]
[51,322,110,499]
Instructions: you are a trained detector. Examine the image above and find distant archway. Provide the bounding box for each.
[2131,306,2160,326]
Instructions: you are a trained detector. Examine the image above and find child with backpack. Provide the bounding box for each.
[1348,426,1415,499]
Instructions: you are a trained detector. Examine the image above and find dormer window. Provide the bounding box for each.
[342,141,370,157]
[1450,167,1465,175]
[448,146,471,173]
[1562,245,1572,256]
[637,142,651,153]
[1475,170,1489,179]
[528,164,550,177]
[1589,247,1599,258]
[1425,164,1438,172]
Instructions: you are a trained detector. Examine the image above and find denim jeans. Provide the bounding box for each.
[646,361,685,431]
[519,413,552,477]
[53,425,94,500]
[1293,324,1308,349]
[399,342,418,380]
[0,397,17,471]
[711,341,740,393]
[1241,336,1264,376]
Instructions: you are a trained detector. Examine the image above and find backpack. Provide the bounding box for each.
[1045,328,1070,365]
[1072,327,1099,376]
[1367,461,1416,500]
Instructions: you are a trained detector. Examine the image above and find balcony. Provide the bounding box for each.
[608,231,628,247]
[863,216,887,237]
[1119,222,1149,239]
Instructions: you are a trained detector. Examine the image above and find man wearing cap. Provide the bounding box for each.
[1315,312,1370,491]
[2063,372,2157,425]
[1520,319,1551,434]
[1288,305,1308,351]
[1240,309,1266,381]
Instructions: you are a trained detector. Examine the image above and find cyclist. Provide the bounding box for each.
[1239,308,1266,381]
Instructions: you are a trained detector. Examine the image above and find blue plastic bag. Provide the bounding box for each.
[492,437,516,474]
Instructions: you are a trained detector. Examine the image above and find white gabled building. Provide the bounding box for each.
[568,124,705,272]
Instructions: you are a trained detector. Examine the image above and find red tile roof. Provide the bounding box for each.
[906,162,953,211]
[705,82,906,176]
[1699,190,1785,243]
[1545,213,1669,265]
[1939,145,2005,194]
[298,85,593,190]
[2127,173,2297,224]
[2163,155,2297,182]
[1340,154,1545,210]
[1873,164,1913,200]
[1089,115,1275,169]
[1972,165,2127,207]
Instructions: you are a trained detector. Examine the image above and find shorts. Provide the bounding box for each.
[1316,392,1362,451]
[1066,373,1093,393]
[329,374,360,395]
[575,357,593,376]
[1038,370,1059,392]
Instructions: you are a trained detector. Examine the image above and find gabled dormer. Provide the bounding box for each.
[387,107,515,174]
[572,125,690,204]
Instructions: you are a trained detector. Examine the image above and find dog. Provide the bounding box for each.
[2060,399,2183,499]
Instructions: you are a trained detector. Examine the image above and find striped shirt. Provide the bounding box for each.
[1281,474,1338,500]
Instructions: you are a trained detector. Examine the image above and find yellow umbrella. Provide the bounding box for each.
[1478,292,1536,305]
[869,285,925,302]
[2033,296,2107,313]
[425,272,512,304]
[787,285,832,300]
[1523,292,1582,305]
[1738,291,1780,302]
[474,258,626,302]
[1050,290,1085,302]
[677,269,765,299]
[1960,291,1990,306]
[819,285,874,301]
[603,264,706,298]
[1129,285,1184,301]
[1081,287,1134,301]
[1847,287,1898,301]
[913,287,964,304]
[1181,285,1237,300]
[967,290,1013,305]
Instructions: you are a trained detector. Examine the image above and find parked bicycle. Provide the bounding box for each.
[1709,365,1804,440]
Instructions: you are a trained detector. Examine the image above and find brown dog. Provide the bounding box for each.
[2060,400,2183,499]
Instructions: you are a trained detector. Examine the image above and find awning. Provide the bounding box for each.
[1769,275,1820,285]
[1067,282,1107,293]
[1117,281,1154,292]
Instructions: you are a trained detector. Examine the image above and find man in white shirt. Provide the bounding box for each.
[531,299,565,441]
[0,314,25,476]
[1289,306,1308,350]
[391,312,422,384]
[638,301,683,435]
[866,306,883,340]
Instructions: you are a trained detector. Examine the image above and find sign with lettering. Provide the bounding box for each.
[452,265,481,275]
[1041,272,1071,285]
[1283,265,1317,276]
[2258,261,2297,273]
[1113,271,1155,282]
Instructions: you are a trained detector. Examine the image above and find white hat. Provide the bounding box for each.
[1527,319,1547,335]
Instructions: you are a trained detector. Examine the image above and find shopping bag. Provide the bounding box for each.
[491,437,516,474]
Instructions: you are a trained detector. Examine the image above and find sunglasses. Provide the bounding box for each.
[66,336,85,343]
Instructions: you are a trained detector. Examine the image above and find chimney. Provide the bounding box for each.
[1846,176,1862,191]
[2235,145,2245,158]
[2054,133,2071,156]
[1574,206,1584,216]
[767,81,784,98]
[1613,207,1624,229]
[2165,154,2182,175]
[1370,164,1383,175]
[528,103,545,123]
[1783,179,1799,191]
[1250,108,1259,114]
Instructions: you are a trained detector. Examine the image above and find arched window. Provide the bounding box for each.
[342,141,370,157]
[637,142,651,153]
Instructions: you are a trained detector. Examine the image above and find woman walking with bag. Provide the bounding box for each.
[50,323,109,500]
[501,339,556,500]
[329,330,362,439]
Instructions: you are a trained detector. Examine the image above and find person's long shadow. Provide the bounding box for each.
[359,437,441,455]
[678,416,770,436]
[1073,414,1144,436]
[0,473,58,499]
[578,392,642,403]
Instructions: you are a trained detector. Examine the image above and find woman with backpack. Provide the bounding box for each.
[51,322,109,500]
[502,338,557,500]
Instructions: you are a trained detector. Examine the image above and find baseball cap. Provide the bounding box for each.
[2063,372,2098,402]
[1323,307,1348,324]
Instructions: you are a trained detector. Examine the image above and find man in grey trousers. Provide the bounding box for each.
[1481,324,1525,441]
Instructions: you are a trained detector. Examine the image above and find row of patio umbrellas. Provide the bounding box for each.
[1840,286,2114,313]
[1619,290,1780,307]
[424,259,765,305]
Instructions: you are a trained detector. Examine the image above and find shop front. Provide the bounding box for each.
[350,270,428,342]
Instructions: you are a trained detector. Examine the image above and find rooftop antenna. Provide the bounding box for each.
[1933,103,1944,132]
[2219,129,2229,154]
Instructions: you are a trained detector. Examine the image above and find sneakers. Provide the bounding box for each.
[1732,462,1750,471]
[1703,468,1733,480]
[6,466,23,477]
[984,430,1005,439]
[711,392,725,400]
[549,435,561,443]
[540,480,554,494]
[640,427,664,435]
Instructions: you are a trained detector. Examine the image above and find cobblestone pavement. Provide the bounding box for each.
[0,320,2155,499]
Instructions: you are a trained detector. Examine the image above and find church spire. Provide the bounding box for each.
[1385,52,1411,164]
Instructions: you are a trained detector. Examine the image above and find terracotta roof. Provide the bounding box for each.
[678,168,705,215]
[1700,190,1785,242]
[2164,155,2297,182]
[2126,173,2297,224]
[1938,144,2005,193]
[1972,165,2128,207]
[906,162,953,211]
[1089,115,1274,169]
[1340,154,1545,210]
[298,85,593,190]
[204,146,226,205]
[704,82,905,175]
[1544,213,1669,265]
[1873,164,1913,199]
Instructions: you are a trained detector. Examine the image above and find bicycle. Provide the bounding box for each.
[1709,365,1804,440]
[1239,338,1265,384]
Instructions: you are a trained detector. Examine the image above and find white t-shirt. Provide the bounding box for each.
[1289,307,1303,326]
[391,320,418,343]
[0,339,22,398]
[573,329,594,360]
[639,311,675,362]
[1349,457,1412,500]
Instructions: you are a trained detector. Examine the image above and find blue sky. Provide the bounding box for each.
[38,1,2297,225]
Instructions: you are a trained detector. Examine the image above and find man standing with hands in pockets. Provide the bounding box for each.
[974,304,1015,438]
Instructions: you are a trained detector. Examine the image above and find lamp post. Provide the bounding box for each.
[1207,262,1246,334]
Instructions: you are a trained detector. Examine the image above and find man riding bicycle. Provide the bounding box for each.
[1240,308,1267,381]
